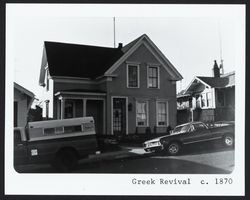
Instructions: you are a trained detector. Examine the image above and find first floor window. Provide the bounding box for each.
[206,92,212,107]
[201,93,206,107]
[157,101,168,126]
[136,101,148,126]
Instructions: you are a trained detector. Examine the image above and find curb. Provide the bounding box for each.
[78,149,151,164]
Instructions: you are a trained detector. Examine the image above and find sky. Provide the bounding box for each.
[7,4,245,103]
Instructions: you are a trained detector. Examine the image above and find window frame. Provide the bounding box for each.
[156,100,168,127]
[147,65,160,89]
[136,100,149,127]
[126,64,140,88]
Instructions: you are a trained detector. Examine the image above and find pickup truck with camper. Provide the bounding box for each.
[143,121,234,155]
[14,117,98,172]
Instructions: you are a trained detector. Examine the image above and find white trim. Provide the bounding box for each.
[104,34,182,81]
[53,76,112,85]
[156,100,169,127]
[111,96,128,135]
[147,65,160,89]
[212,88,216,108]
[126,61,141,65]
[184,76,211,94]
[196,77,212,88]
[55,91,106,97]
[143,42,176,80]
[14,82,35,98]
[126,63,140,88]
[135,99,149,127]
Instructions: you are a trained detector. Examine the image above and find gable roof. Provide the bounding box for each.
[185,71,235,94]
[44,41,124,80]
[105,34,183,81]
[197,71,235,88]
[14,82,35,98]
[39,34,182,85]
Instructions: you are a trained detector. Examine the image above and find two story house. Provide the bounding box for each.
[39,34,183,136]
[177,60,235,124]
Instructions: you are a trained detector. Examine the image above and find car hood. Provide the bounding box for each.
[144,135,171,143]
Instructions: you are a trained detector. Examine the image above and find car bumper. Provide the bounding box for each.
[144,145,163,152]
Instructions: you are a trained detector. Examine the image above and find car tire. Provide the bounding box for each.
[52,149,78,172]
[167,142,181,156]
[223,135,234,148]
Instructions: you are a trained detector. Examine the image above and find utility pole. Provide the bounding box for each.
[113,17,116,48]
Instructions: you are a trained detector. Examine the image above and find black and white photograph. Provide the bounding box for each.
[5,3,245,196]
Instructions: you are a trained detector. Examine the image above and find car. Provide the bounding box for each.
[143,121,234,156]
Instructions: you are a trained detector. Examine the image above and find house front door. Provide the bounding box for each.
[113,98,126,136]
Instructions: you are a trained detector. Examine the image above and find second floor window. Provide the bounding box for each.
[127,64,139,88]
[148,66,159,88]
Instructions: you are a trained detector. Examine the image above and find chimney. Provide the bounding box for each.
[118,43,123,49]
[219,59,224,75]
[213,60,220,78]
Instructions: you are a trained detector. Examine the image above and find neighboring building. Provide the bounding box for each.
[177,60,235,124]
[176,90,192,124]
[39,34,183,136]
[14,82,35,127]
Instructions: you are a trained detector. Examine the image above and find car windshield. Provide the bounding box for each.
[173,125,190,134]
[193,123,207,130]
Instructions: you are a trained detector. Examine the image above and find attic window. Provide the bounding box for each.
[127,64,139,88]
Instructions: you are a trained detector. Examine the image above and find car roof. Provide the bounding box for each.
[175,121,203,128]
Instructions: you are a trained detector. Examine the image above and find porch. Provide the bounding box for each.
[55,90,106,135]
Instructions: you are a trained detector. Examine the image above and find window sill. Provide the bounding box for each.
[156,125,168,128]
[147,87,160,89]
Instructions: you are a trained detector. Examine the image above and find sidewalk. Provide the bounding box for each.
[79,143,148,164]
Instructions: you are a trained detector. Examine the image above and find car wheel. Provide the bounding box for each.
[52,149,78,172]
[223,135,234,148]
[167,142,181,156]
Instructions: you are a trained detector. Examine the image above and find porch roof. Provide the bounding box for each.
[55,89,106,97]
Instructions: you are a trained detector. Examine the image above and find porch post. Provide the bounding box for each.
[60,98,65,119]
[83,99,87,117]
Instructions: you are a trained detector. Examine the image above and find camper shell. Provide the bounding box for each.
[14,117,98,172]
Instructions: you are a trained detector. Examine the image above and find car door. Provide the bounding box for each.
[182,123,210,145]
[14,130,28,165]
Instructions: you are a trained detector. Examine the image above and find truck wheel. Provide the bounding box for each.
[53,149,78,172]
[223,135,234,148]
[167,142,181,156]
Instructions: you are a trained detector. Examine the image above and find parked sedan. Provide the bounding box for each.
[143,121,234,155]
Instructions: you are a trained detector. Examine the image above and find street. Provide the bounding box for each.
[15,145,234,174]
[73,149,233,174]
